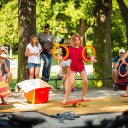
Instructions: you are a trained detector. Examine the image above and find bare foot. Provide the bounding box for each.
[124,93,128,96]
[62,99,67,104]
[82,96,87,101]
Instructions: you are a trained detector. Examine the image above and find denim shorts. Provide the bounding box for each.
[27,63,41,69]
[60,59,71,67]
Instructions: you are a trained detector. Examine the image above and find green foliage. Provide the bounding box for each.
[0,0,18,50]
[111,0,127,57]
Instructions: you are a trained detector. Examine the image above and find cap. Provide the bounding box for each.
[119,48,125,53]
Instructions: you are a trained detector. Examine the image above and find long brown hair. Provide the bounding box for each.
[71,34,83,48]
[30,34,39,47]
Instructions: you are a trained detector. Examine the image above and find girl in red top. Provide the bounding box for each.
[62,34,97,104]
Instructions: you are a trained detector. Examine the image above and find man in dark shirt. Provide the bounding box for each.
[112,48,128,91]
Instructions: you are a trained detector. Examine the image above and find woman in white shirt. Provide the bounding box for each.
[25,35,42,79]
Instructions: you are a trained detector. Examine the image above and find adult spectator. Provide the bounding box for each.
[0,47,12,87]
[38,23,55,82]
[112,48,128,91]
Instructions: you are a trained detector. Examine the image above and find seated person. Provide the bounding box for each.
[112,48,128,91]
[121,50,128,96]
[0,47,12,87]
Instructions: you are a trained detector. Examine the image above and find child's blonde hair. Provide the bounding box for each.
[30,34,39,47]
[71,34,83,48]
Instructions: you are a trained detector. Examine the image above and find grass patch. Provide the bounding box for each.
[49,72,93,88]
[10,78,17,90]
[10,73,93,90]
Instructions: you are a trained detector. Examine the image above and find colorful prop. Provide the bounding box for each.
[0,51,13,61]
[82,45,96,61]
[52,44,69,61]
[120,95,128,97]
[119,62,128,77]
[17,79,51,104]
[60,99,90,107]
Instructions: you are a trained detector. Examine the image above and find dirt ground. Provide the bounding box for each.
[0,87,127,128]
[1,62,127,127]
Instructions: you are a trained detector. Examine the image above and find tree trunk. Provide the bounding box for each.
[18,0,36,82]
[116,0,128,49]
[93,0,112,87]
[80,18,89,46]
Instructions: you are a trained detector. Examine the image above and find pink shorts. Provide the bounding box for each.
[70,68,85,73]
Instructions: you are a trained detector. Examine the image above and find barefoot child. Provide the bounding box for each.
[60,34,97,104]
[25,35,42,79]
[0,59,11,104]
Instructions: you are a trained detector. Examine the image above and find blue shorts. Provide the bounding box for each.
[60,59,71,67]
[27,63,41,69]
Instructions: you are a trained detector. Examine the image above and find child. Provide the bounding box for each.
[121,50,128,96]
[57,38,74,94]
[25,35,42,79]
[0,59,11,104]
[57,65,66,90]
[60,34,97,104]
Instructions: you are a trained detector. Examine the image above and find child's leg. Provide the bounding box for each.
[29,68,34,79]
[35,67,40,78]
[62,71,77,103]
[80,70,88,100]
[65,67,70,91]
[1,97,6,104]
[61,74,66,88]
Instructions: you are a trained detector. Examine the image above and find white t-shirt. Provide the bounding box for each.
[26,43,42,64]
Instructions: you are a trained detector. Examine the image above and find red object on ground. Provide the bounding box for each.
[24,87,49,104]
[120,95,128,97]
[60,99,90,105]
[0,103,11,105]
[117,78,128,90]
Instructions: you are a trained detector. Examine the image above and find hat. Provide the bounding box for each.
[119,48,125,53]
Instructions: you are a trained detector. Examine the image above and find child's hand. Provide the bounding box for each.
[122,58,126,64]
[91,56,97,62]
[33,52,38,56]
[57,55,63,60]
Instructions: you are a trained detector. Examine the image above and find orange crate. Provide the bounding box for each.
[24,87,49,104]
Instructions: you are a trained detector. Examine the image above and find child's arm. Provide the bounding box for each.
[122,51,128,64]
[57,48,62,57]
[25,48,38,56]
[39,48,43,54]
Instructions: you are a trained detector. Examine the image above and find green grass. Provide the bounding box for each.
[10,78,17,90]
[10,73,93,90]
[48,72,93,89]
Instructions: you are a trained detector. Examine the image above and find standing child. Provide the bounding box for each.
[25,35,42,79]
[61,34,97,104]
[0,59,11,104]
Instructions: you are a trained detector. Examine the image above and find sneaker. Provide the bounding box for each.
[72,87,76,92]
[64,90,66,94]
[60,87,64,91]
[113,84,118,91]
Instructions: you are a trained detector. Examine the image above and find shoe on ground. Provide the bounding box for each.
[60,87,64,91]
[64,90,66,94]
[113,84,118,91]
[72,87,76,92]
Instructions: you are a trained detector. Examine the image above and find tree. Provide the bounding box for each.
[116,0,128,49]
[93,0,112,87]
[18,0,36,82]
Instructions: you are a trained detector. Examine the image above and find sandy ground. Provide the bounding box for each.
[0,87,127,128]
[0,61,126,127]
